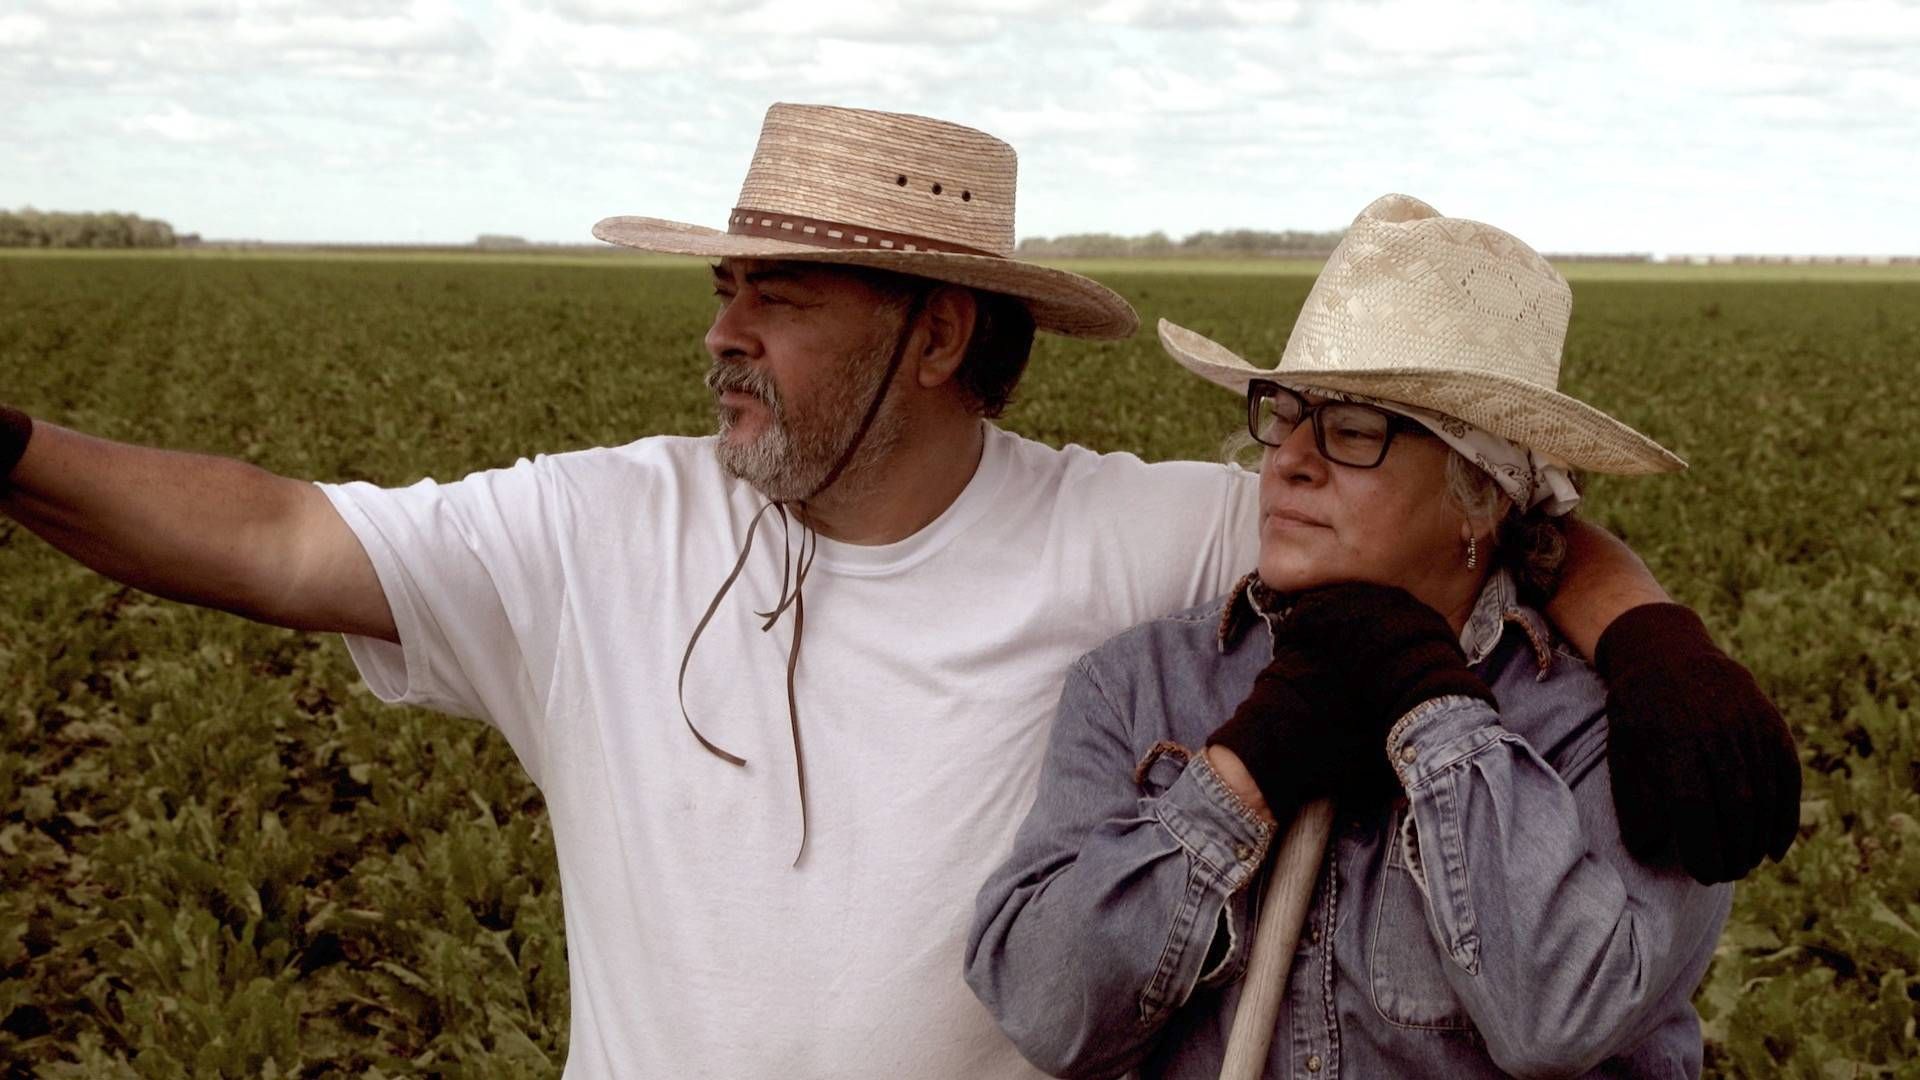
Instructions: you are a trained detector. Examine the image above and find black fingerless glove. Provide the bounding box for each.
[1595,602,1801,884]
[1207,661,1345,823]
[1209,583,1495,817]
[0,406,30,490]
[1280,583,1495,734]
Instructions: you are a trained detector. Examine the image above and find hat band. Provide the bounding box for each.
[728,208,1001,259]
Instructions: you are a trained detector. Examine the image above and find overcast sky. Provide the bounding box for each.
[4,0,1917,254]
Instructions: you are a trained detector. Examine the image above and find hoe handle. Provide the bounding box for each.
[1217,798,1335,1080]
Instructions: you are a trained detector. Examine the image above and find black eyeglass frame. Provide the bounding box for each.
[1245,378,1424,469]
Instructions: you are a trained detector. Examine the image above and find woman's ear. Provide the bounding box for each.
[1458,495,1513,554]
[914,285,977,389]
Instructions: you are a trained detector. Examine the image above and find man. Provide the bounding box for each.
[0,104,1794,1078]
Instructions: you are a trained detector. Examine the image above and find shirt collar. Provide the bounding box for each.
[1461,568,1555,671]
[1216,570,1287,652]
[1215,566,1554,672]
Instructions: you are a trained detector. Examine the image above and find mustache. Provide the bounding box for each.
[705,362,782,411]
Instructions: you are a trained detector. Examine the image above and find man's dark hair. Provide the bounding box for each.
[951,288,1037,419]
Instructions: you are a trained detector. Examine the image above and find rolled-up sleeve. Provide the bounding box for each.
[965,657,1274,1079]
[1386,694,1733,1078]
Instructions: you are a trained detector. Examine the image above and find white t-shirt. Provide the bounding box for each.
[319,422,1259,1080]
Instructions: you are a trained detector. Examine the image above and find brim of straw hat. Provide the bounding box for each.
[1157,319,1686,475]
[592,216,1139,341]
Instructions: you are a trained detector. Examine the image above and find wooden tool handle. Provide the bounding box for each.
[1217,798,1336,1080]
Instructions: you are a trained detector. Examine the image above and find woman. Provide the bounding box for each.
[965,195,1731,1078]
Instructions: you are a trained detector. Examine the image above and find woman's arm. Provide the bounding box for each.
[1388,694,1732,1077]
[964,659,1274,1080]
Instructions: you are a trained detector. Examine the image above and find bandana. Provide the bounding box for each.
[1283,384,1581,516]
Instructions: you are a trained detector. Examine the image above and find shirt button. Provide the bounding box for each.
[1399,745,1417,764]
[1306,1053,1323,1072]
[1234,843,1252,862]
[1309,928,1321,944]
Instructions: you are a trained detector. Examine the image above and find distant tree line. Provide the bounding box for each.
[1016,227,1347,258]
[0,209,183,249]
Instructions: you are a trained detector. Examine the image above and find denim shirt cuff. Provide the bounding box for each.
[1385,694,1504,791]
[1154,753,1278,890]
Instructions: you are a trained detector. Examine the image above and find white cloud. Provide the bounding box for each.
[1091,0,1303,26]
[1777,0,1920,45]
[509,17,703,75]
[542,0,1034,42]
[231,8,479,56]
[19,0,228,19]
[119,102,244,143]
[1317,0,1540,57]
[549,0,761,21]
[0,12,48,47]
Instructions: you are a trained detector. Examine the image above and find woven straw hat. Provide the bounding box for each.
[1159,194,1684,474]
[593,103,1137,340]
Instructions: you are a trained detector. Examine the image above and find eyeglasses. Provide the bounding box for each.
[1246,379,1422,469]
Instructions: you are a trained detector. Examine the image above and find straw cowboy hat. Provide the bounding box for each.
[1158,193,1685,474]
[593,103,1138,340]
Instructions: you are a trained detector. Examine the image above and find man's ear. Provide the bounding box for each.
[913,285,978,389]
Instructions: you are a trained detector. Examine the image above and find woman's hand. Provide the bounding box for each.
[1279,583,1494,735]
[1207,582,1494,819]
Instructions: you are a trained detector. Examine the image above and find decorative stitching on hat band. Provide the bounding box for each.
[727,207,999,259]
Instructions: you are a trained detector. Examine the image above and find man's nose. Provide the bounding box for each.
[705,296,761,361]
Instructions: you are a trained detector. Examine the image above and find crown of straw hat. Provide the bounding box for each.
[593,103,1137,340]
[1157,193,1684,474]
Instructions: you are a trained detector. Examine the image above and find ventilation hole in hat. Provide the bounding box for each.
[896,174,908,186]
[932,182,943,195]
[961,190,971,201]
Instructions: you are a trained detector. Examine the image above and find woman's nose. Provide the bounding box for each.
[1265,417,1328,484]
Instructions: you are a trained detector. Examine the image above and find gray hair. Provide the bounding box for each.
[1444,451,1574,604]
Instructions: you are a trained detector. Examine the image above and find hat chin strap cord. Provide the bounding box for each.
[676,290,930,867]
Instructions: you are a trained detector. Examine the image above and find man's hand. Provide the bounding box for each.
[0,405,30,487]
[1546,518,1672,660]
[1207,584,1493,820]
[1595,603,1801,884]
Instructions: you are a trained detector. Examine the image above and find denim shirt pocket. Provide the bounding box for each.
[1369,805,1478,1032]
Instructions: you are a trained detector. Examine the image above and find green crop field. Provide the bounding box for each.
[2,252,1916,1078]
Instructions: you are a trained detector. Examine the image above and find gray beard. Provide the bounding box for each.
[706,332,905,504]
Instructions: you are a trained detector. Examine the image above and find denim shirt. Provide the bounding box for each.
[966,572,1732,1080]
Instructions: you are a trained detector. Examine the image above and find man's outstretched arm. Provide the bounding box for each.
[1545,518,1671,659]
[1550,516,1801,886]
[0,406,397,643]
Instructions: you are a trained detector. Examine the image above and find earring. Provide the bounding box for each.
[1466,536,1478,570]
